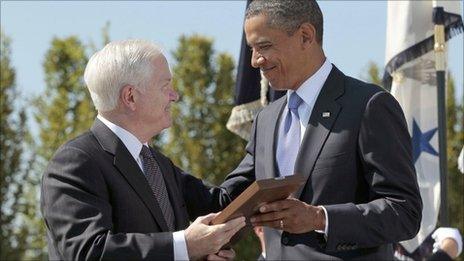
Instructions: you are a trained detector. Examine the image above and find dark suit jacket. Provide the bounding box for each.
[41,119,230,260]
[222,66,422,260]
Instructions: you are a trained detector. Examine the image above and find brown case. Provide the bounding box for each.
[211,175,306,225]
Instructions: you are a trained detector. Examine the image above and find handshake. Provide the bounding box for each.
[184,213,245,260]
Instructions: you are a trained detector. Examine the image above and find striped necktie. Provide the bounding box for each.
[140,146,175,231]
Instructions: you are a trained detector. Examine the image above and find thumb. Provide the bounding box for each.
[197,212,219,225]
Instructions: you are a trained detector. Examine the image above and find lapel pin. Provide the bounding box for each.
[322,111,331,118]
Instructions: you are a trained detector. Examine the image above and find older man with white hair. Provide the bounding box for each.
[41,39,244,260]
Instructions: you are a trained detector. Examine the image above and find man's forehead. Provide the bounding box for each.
[245,18,283,46]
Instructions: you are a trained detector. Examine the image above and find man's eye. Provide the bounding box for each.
[259,45,271,50]
[249,45,271,52]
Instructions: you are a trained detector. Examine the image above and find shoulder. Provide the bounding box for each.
[49,131,102,166]
[344,75,385,99]
[42,131,110,198]
[340,75,400,112]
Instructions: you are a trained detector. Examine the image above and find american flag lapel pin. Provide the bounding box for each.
[322,111,331,118]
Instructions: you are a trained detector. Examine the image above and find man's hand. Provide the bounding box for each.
[250,198,325,234]
[432,227,463,259]
[206,249,236,261]
[185,213,245,260]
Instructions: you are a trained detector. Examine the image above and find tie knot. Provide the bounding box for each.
[288,92,303,110]
[140,146,152,159]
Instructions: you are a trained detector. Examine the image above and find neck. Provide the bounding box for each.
[99,110,152,143]
[292,48,326,91]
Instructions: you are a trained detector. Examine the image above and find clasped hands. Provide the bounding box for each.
[250,198,326,234]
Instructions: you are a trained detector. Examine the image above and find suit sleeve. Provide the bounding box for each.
[175,114,259,218]
[175,165,233,220]
[41,145,174,261]
[324,91,422,250]
[221,112,258,199]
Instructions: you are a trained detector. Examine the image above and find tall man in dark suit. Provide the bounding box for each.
[220,0,423,259]
[40,39,245,260]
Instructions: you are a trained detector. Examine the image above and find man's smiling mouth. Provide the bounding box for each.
[261,65,276,73]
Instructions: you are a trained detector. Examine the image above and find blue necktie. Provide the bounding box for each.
[277,92,303,177]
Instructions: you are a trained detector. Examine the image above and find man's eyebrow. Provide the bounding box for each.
[247,40,272,47]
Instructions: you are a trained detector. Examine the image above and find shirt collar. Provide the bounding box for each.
[97,115,146,161]
[287,58,333,107]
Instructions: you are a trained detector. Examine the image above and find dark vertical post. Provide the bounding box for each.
[433,6,448,226]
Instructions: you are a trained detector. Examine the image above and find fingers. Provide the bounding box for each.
[217,249,235,259]
[250,210,286,224]
[219,216,246,232]
[216,219,246,247]
[206,254,227,261]
[197,212,219,224]
[220,219,246,243]
[226,220,245,238]
[206,250,235,261]
[207,216,245,250]
[259,198,296,213]
[253,219,284,230]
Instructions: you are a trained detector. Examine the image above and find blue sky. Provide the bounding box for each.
[1,1,463,107]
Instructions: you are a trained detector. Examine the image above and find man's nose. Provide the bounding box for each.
[169,88,179,102]
[251,50,265,68]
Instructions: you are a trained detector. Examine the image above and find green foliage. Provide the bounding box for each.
[162,35,259,259]
[0,29,44,260]
[445,73,463,248]
[364,61,382,86]
[34,36,95,166]
[164,35,246,184]
[30,36,95,258]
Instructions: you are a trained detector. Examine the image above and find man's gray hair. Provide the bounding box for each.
[245,0,323,44]
[84,39,163,112]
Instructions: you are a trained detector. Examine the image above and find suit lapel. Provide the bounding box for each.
[90,119,170,231]
[293,66,345,199]
[263,97,286,179]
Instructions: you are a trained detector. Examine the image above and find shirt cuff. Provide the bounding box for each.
[314,206,329,238]
[173,230,189,261]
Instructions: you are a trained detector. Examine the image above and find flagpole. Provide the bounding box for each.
[432,4,448,226]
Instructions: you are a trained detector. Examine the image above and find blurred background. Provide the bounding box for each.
[1,1,462,260]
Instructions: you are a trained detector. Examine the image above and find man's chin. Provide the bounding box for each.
[268,82,286,91]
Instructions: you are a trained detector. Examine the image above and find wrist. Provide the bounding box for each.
[441,238,459,258]
[315,206,326,231]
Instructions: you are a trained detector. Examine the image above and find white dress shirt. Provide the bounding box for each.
[277,59,332,236]
[97,115,189,260]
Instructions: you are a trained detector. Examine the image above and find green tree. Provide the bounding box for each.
[31,36,95,258]
[445,72,463,248]
[362,61,382,86]
[164,35,246,184]
[34,36,95,166]
[0,30,42,260]
[163,35,258,259]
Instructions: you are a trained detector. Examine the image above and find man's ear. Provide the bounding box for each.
[299,22,316,48]
[120,84,137,111]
